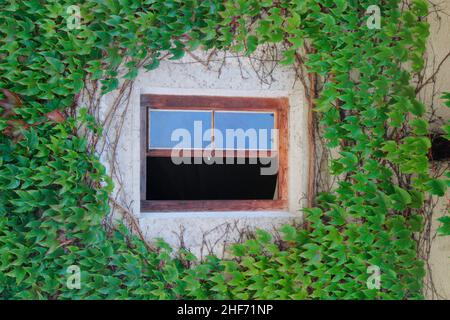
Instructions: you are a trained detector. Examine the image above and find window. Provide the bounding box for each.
[140,95,289,212]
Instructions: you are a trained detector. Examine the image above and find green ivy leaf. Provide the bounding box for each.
[410,118,428,135]
[426,179,447,196]
[437,216,450,235]
[280,225,297,242]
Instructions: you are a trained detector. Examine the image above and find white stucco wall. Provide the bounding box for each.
[423,1,450,129]
[423,1,450,299]
[100,51,309,257]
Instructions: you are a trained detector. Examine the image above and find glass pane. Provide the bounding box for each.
[149,110,212,149]
[214,112,275,150]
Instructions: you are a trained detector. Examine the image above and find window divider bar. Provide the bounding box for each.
[147,149,278,158]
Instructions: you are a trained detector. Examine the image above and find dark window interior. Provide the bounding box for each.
[146,157,278,200]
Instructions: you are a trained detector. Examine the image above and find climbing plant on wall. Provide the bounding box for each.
[0,0,448,299]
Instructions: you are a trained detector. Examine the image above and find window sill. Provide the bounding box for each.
[139,210,299,219]
[140,199,288,212]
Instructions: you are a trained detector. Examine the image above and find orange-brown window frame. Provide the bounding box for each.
[140,94,289,212]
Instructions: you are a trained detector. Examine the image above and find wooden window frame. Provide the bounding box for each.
[140,94,289,212]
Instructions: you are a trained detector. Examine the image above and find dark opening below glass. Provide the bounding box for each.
[146,156,278,200]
